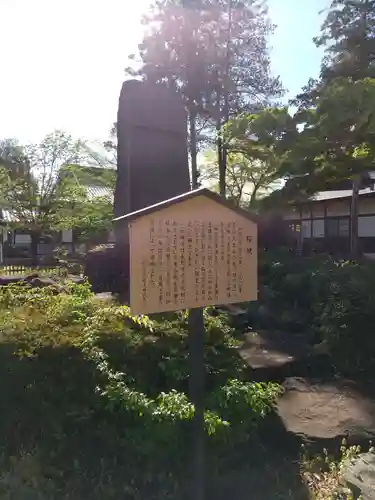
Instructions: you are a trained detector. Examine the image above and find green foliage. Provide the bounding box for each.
[129,0,283,193]
[201,149,283,208]
[301,439,363,500]
[0,132,87,235]
[131,0,282,113]
[72,196,114,243]
[309,77,375,176]
[0,138,28,169]
[258,77,375,203]
[0,132,115,262]
[209,379,281,433]
[315,0,375,83]
[221,107,296,204]
[224,107,297,155]
[0,282,280,498]
[251,251,375,376]
[273,0,375,199]
[59,164,116,188]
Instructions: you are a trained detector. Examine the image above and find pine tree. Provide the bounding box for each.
[127,0,282,194]
[316,0,375,82]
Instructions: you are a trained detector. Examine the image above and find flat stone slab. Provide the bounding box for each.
[277,377,375,441]
[239,331,312,369]
[93,292,114,302]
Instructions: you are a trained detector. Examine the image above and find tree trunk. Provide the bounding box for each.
[249,188,259,208]
[30,231,40,267]
[71,230,76,255]
[219,0,233,197]
[189,110,199,189]
[216,114,226,197]
[217,138,226,196]
[350,175,361,260]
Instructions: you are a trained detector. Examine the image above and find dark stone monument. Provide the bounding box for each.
[114,80,191,296]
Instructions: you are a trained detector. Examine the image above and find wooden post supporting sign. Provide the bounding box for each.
[188,307,205,500]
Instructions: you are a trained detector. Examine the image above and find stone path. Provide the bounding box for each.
[240,330,375,444]
[240,330,311,370]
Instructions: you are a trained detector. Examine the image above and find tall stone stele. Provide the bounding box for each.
[114,80,191,296]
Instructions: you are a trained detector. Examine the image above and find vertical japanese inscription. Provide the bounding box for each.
[213,224,219,301]
[231,221,238,296]
[187,221,193,268]
[172,220,178,306]
[200,221,206,302]
[207,222,213,301]
[149,219,156,289]
[193,221,201,303]
[141,258,147,304]
[165,220,172,306]
[238,226,243,294]
[226,222,232,300]
[137,212,255,312]
[179,223,186,305]
[157,219,164,306]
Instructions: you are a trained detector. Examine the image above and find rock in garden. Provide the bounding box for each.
[342,451,375,499]
[277,377,375,443]
[29,277,57,288]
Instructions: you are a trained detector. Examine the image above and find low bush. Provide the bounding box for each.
[84,244,126,294]
[249,250,375,377]
[301,440,366,500]
[0,282,281,499]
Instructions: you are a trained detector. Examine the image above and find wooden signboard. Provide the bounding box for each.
[115,188,257,315]
[114,188,257,500]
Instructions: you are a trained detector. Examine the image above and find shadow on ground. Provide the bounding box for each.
[0,338,310,499]
[240,330,375,458]
[209,429,309,499]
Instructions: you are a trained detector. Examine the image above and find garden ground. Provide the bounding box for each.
[1,253,375,499]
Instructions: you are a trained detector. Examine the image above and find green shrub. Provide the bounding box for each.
[84,244,126,294]
[0,282,280,499]
[251,251,375,376]
[316,261,375,375]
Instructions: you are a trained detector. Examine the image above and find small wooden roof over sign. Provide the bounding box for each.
[113,187,257,223]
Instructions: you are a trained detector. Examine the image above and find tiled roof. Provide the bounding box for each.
[1,209,18,223]
[86,185,114,201]
[0,209,36,224]
[311,187,375,202]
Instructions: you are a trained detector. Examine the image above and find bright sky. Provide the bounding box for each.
[0,0,330,144]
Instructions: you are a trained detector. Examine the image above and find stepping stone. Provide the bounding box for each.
[239,330,313,370]
[277,377,375,442]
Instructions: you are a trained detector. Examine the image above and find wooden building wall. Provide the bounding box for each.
[283,196,375,255]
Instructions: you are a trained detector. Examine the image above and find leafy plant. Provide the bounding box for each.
[300,439,367,500]
[250,251,375,377]
[0,281,281,498]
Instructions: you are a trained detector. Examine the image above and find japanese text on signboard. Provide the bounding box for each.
[137,218,255,311]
